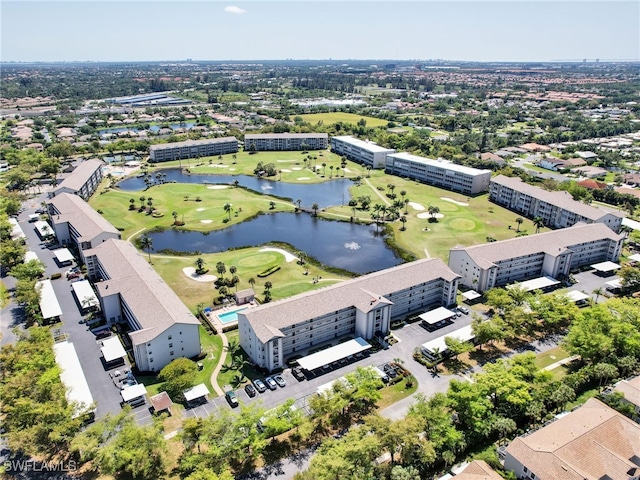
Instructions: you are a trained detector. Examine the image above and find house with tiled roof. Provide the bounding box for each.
[578,179,609,190]
[85,239,201,372]
[239,258,460,371]
[455,460,503,480]
[504,398,640,480]
[612,376,640,418]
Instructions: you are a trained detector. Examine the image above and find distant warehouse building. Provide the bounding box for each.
[330,135,395,169]
[49,158,104,201]
[244,133,328,151]
[448,223,624,292]
[238,258,460,372]
[85,239,201,372]
[489,175,623,232]
[149,137,238,163]
[385,152,492,195]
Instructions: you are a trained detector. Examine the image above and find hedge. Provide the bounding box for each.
[257,265,281,278]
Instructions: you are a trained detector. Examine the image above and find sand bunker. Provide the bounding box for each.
[292,167,302,170]
[196,208,205,212]
[343,168,352,173]
[441,197,468,206]
[210,164,229,168]
[182,267,217,282]
[417,212,444,219]
[297,177,310,180]
[259,247,298,263]
[281,169,292,173]
[200,220,213,224]
[408,202,425,211]
[207,185,229,190]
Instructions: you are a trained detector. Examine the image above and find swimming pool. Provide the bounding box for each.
[217,307,248,324]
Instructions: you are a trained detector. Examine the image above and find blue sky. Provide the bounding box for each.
[1,1,638,62]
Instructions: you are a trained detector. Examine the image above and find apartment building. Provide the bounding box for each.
[504,398,640,480]
[50,159,104,201]
[85,239,201,372]
[149,137,238,162]
[238,258,460,371]
[330,135,396,169]
[448,223,624,292]
[490,175,623,232]
[385,152,492,195]
[47,193,121,264]
[244,133,328,151]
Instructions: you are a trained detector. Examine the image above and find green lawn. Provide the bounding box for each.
[0,281,9,309]
[534,346,570,370]
[376,377,418,410]
[299,112,389,128]
[566,388,599,410]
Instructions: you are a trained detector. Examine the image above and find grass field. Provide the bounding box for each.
[299,112,389,128]
[376,377,418,410]
[534,345,570,370]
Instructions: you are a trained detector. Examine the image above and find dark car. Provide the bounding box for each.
[273,375,286,388]
[292,367,306,381]
[244,383,257,397]
[225,390,239,407]
[253,379,267,393]
[264,376,278,390]
[383,364,398,378]
[95,330,112,339]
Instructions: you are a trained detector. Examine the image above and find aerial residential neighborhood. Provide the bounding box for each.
[1,2,640,479]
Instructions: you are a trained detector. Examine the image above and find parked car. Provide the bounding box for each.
[383,364,398,378]
[253,379,267,393]
[244,383,257,397]
[264,376,278,390]
[291,367,306,381]
[95,330,112,339]
[273,375,286,388]
[457,306,470,315]
[225,390,239,407]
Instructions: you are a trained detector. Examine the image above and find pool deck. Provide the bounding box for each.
[205,303,257,332]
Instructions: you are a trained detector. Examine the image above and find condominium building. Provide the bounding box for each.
[238,258,460,371]
[504,398,640,480]
[85,239,201,372]
[50,159,104,201]
[330,135,396,169]
[47,193,121,264]
[385,152,492,195]
[244,133,328,151]
[448,223,624,292]
[489,175,623,232]
[149,137,238,162]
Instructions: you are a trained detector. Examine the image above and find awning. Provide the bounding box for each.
[605,279,622,289]
[72,280,99,310]
[37,280,62,319]
[462,290,481,301]
[508,276,559,292]
[298,337,371,371]
[183,383,210,402]
[591,261,621,272]
[421,325,475,354]
[629,254,640,262]
[24,251,39,262]
[101,337,126,362]
[121,384,147,402]
[565,290,590,303]
[150,392,173,412]
[53,248,74,263]
[419,307,457,325]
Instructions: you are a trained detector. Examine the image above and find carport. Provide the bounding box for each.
[121,384,147,405]
[591,261,621,274]
[150,392,173,415]
[565,290,590,304]
[418,307,457,325]
[297,337,371,371]
[629,254,640,263]
[508,276,559,292]
[101,337,126,363]
[37,279,62,322]
[461,290,481,303]
[72,280,99,312]
[420,324,475,359]
[184,383,210,406]
[53,248,74,265]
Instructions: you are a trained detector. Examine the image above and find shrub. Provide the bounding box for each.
[257,265,281,278]
[50,272,62,280]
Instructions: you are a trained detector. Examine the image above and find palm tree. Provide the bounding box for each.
[592,287,603,303]
[400,190,406,201]
[428,205,440,219]
[195,257,205,275]
[269,201,276,210]
[216,261,226,277]
[172,211,178,224]
[129,198,136,210]
[311,202,319,216]
[400,215,407,231]
[322,163,327,176]
[224,203,232,220]
[140,234,153,263]
[329,165,334,178]
[229,265,237,276]
[404,198,410,214]
[248,277,256,290]
[515,216,524,232]
[532,216,544,233]
[231,275,240,291]
[296,198,302,210]
[264,281,272,293]
[233,179,240,188]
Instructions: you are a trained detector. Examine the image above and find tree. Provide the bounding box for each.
[0,238,26,270]
[619,266,640,292]
[140,234,153,263]
[444,336,473,360]
[130,198,136,210]
[195,257,206,275]
[532,216,544,233]
[172,210,179,224]
[216,261,226,277]
[269,201,276,210]
[400,215,407,231]
[471,316,505,350]
[311,202,319,216]
[158,358,198,401]
[515,216,524,232]
[428,205,440,220]
[9,259,45,281]
[248,277,256,289]
[223,203,232,220]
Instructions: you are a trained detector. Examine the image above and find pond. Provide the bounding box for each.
[117,169,354,208]
[147,212,402,274]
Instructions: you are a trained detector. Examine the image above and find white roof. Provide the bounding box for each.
[629,253,640,262]
[53,248,74,263]
[121,383,148,402]
[419,307,457,325]
[622,217,640,231]
[606,279,622,289]
[565,290,590,303]
[462,290,481,301]
[317,376,351,395]
[388,152,492,177]
[53,341,95,417]
[24,251,39,262]
[71,280,99,310]
[184,383,210,402]
[36,279,62,319]
[591,261,621,272]
[8,218,25,239]
[34,220,54,238]
[298,337,371,371]
[421,325,475,354]
[101,337,126,362]
[507,276,560,292]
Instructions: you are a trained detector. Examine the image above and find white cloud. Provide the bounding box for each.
[224,5,246,14]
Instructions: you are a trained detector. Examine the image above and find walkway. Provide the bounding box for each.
[543,355,579,371]
[365,178,390,206]
[209,330,229,396]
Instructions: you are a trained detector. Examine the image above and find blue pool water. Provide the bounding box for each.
[217,307,248,324]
